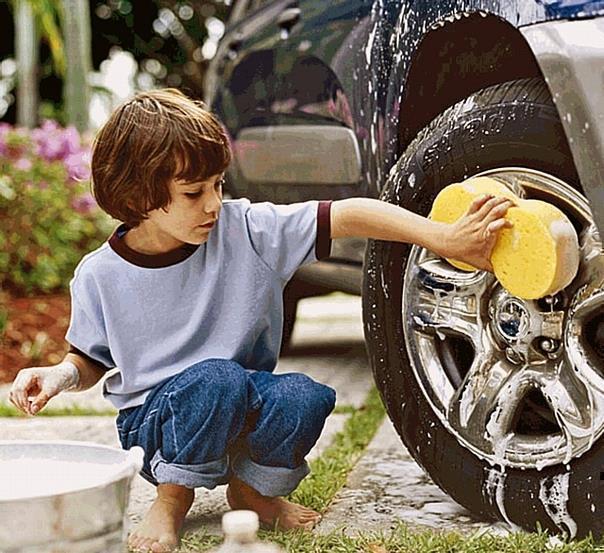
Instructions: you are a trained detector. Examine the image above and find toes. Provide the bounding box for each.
[299,514,322,526]
[297,507,314,515]
[127,534,142,551]
[151,541,174,553]
[130,533,145,548]
[300,518,317,530]
[298,507,321,518]
[138,538,155,552]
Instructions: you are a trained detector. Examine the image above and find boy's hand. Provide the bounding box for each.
[441,194,514,272]
[9,362,80,415]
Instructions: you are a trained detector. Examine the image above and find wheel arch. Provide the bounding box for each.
[395,14,544,155]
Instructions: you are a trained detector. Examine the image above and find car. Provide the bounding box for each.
[204,0,604,538]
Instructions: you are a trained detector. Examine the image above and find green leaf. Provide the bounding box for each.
[0,177,16,201]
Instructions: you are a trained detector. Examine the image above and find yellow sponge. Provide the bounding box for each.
[429,177,579,299]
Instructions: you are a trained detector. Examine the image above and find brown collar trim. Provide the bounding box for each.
[108,224,200,268]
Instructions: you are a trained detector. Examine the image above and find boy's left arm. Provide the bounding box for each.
[330,195,512,272]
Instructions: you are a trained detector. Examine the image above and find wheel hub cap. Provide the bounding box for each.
[495,297,530,342]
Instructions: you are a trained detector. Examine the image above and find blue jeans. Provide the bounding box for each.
[116,358,336,497]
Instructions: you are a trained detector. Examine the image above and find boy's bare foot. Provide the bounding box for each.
[226,476,322,530]
[128,483,194,552]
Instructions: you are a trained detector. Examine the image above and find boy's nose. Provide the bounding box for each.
[204,188,222,214]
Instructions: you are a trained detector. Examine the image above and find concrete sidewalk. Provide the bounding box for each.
[0,293,504,543]
[318,417,508,536]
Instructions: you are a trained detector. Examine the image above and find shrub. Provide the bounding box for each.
[0,121,115,295]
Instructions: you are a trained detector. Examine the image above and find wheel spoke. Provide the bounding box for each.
[537,360,604,460]
[447,352,529,450]
[409,258,492,349]
[567,289,604,396]
[568,222,604,300]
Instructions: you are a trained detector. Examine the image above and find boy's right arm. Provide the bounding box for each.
[9,352,106,416]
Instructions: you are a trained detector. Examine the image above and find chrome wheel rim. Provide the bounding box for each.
[402,168,604,469]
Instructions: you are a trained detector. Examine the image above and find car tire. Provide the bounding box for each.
[363,78,604,538]
[281,286,299,355]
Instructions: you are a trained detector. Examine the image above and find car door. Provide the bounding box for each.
[206,0,372,205]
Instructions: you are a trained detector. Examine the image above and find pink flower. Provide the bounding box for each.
[72,192,97,214]
[62,127,81,156]
[64,150,91,182]
[14,157,32,171]
[32,120,83,162]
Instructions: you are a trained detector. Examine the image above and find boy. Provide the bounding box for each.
[9,89,512,553]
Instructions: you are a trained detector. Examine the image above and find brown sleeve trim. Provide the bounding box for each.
[316,200,333,261]
[68,345,112,372]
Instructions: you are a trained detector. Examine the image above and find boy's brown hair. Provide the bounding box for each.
[91,88,231,227]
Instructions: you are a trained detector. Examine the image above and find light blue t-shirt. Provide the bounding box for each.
[66,199,332,410]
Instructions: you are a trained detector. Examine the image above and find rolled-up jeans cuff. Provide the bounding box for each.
[232,455,310,497]
[150,450,230,489]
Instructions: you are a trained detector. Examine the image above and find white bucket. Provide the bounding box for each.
[0,440,144,553]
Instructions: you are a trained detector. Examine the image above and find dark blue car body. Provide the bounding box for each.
[206,0,604,282]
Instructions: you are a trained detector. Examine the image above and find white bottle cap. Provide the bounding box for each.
[222,510,260,536]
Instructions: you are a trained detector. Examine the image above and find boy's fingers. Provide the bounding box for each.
[30,392,51,415]
[466,194,493,215]
[482,200,514,225]
[8,389,25,413]
[475,196,510,220]
[486,218,509,235]
[9,375,36,413]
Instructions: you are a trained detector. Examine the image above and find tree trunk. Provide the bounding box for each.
[15,0,38,128]
[62,0,91,132]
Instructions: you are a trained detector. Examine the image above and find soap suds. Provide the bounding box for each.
[538,472,577,538]
[548,219,580,295]
[0,458,125,500]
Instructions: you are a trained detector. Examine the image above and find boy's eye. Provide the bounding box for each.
[184,178,223,198]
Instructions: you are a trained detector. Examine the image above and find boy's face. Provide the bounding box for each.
[139,173,224,248]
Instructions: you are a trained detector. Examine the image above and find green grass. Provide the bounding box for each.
[182,522,603,552]
[288,387,386,513]
[0,402,116,417]
[332,404,357,415]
